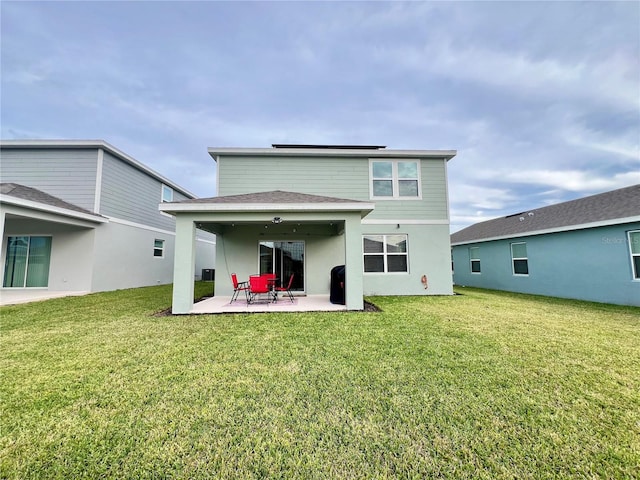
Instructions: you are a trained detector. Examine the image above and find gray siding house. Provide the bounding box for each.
[451,185,640,306]
[0,140,216,302]
[160,144,456,313]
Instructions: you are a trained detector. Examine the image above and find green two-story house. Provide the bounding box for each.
[161,144,456,313]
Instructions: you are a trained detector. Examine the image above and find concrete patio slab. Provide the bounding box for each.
[190,294,347,314]
[0,289,89,306]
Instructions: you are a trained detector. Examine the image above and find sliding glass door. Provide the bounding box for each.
[259,241,304,292]
[3,236,52,288]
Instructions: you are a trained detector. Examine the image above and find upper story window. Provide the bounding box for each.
[511,242,529,275]
[469,246,481,273]
[370,160,421,199]
[161,184,173,203]
[628,230,640,279]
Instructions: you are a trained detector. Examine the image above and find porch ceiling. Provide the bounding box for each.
[195,218,346,236]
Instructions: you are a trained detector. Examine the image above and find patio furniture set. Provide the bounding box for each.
[231,273,295,304]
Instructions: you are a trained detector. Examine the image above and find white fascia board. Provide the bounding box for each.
[0,195,109,224]
[159,202,375,214]
[450,215,640,246]
[0,139,196,199]
[208,147,456,161]
[362,219,450,225]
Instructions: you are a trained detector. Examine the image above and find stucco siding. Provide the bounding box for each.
[452,222,640,306]
[363,223,453,296]
[0,148,98,211]
[100,151,178,230]
[1,217,95,292]
[90,221,176,292]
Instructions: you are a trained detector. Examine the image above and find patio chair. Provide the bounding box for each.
[230,273,249,303]
[274,274,295,302]
[247,274,272,304]
[263,273,278,301]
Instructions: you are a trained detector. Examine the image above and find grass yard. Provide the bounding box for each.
[1,284,639,479]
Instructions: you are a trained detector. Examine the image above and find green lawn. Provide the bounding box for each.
[1,284,639,479]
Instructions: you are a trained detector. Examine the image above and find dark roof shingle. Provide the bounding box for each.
[170,190,368,205]
[451,184,640,244]
[0,183,100,216]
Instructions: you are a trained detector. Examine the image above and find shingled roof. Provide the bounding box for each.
[169,190,368,205]
[451,184,640,245]
[0,183,104,219]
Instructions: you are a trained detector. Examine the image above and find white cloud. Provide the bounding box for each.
[450,184,517,211]
[376,40,638,113]
[563,124,640,162]
[480,169,640,193]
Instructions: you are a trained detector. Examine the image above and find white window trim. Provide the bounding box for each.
[469,246,481,274]
[369,159,422,200]
[511,242,529,276]
[628,230,640,281]
[363,234,410,274]
[153,239,165,259]
[161,184,173,203]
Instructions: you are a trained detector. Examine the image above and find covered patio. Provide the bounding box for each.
[160,191,374,314]
[190,294,347,314]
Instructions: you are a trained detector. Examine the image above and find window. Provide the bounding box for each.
[259,241,305,291]
[370,160,420,198]
[154,239,165,258]
[3,236,52,287]
[363,234,408,273]
[469,247,481,273]
[161,184,173,202]
[511,242,529,275]
[629,231,640,279]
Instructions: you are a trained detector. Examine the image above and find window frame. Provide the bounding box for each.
[161,184,173,203]
[628,230,640,280]
[153,239,165,258]
[469,246,481,274]
[3,235,52,288]
[511,242,529,276]
[363,234,409,274]
[369,159,422,200]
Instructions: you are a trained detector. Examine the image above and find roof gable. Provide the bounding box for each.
[451,184,640,245]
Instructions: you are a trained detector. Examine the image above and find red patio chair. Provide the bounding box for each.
[263,273,277,301]
[230,273,249,303]
[247,274,272,304]
[274,274,295,302]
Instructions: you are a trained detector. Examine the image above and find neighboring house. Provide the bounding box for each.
[451,184,640,306]
[0,140,216,299]
[160,144,456,313]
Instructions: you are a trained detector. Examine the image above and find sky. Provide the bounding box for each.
[1,1,639,233]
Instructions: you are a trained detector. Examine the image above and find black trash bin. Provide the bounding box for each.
[330,265,346,305]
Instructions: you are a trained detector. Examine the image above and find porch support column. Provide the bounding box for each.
[172,215,196,314]
[344,213,364,310]
[0,209,5,258]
